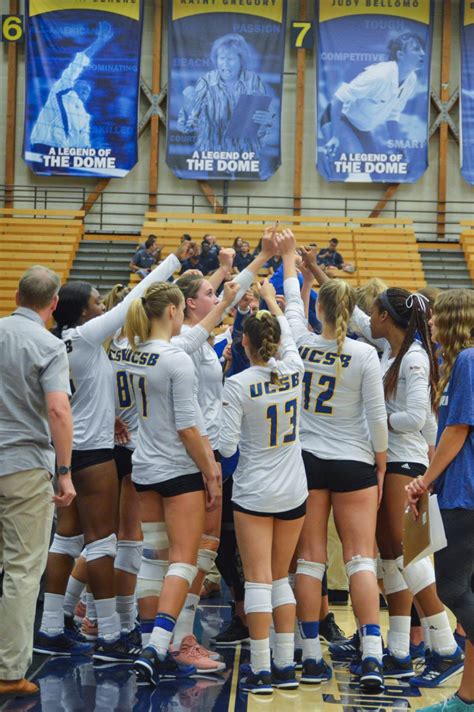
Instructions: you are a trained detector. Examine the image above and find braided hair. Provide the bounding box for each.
[243,310,282,385]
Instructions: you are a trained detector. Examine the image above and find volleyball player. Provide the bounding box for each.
[219,278,307,695]
[281,231,388,690]
[35,243,193,662]
[406,289,474,712]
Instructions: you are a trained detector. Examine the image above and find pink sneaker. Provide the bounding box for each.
[80,617,98,641]
[175,635,226,673]
[74,600,86,623]
[189,635,223,662]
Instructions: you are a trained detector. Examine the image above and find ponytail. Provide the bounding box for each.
[124,282,183,350]
[318,279,356,364]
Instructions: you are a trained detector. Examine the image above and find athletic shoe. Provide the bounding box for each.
[174,635,226,673]
[359,657,384,690]
[179,634,223,663]
[294,647,303,670]
[383,651,415,679]
[134,647,196,686]
[300,658,333,684]
[212,616,250,646]
[93,635,141,663]
[415,694,474,712]
[33,631,92,656]
[349,654,363,676]
[410,648,464,688]
[122,624,142,648]
[74,599,86,624]
[271,663,299,689]
[319,613,347,646]
[329,631,360,660]
[81,617,98,641]
[410,641,426,661]
[64,614,89,643]
[454,631,466,653]
[239,668,273,695]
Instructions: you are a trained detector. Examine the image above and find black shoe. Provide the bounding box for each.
[271,663,299,689]
[328,589,349,605]
[319,613,347,646]
[64,614,88,644]
[239,668,272,695]
[383,651,415,679]
[360,657,384,690]
[300,658,333,684]
[134,647,196,687]
[123,624,142,648]
[33,630,92,656]
[212,616,250,646]
[93,635,141,663]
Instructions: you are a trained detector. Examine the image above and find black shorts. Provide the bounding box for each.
[71,448,114,474]
[387,462,427,477]
[213,450,221,464]
[134,472,205,498]
[113,445,133,480]
[303,451,377,493]
[232,500,307,521]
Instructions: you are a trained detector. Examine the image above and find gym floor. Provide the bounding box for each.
[0,599,461,712]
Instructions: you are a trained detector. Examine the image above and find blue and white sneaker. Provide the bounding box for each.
[410,648,464,688]
[134,647,196,686]
[122,624,142,648]
[410,641,426,661]
[93,635,141,663]
[271,663,298,689]
[300,658,332,684]
[64,615,89,644]
[294,647,303,670]
[239,668,273,695]
[329,631,360,660]
[349,653,362,676]
[414,694,474,712]
[33,630,92,656]
[383,651,415,679]
[359,657,384,690]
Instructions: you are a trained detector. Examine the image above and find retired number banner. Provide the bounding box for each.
[166,0,286,181]
[316,0,433,183]
[461,1,474,184]
[23,0,143,178]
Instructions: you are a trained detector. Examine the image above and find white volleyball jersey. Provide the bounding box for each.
[284,278,388,463]
[351,305,431,464]
[62,254,180,451]
[116,340,199,484]
[219,316,308,513]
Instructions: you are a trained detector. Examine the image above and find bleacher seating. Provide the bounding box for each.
[460,221,474,282]
[0,208,84,316]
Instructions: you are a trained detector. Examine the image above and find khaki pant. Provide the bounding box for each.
[0,469,54,679]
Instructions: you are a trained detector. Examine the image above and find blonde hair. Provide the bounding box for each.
[243,310,282,384]
[103,284,130,312]
[418,286,441,312]
[124,282,183,350]
[318,279,356,357]
[355,278,388,315]
[433,289,474,410]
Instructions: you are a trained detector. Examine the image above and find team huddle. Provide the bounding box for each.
[30,228,473,704]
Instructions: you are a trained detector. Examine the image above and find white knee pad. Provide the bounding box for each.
[244,582,273,615]
[345,555,376,580]
[272,578,296,610]
[49,534,84,559]
[142,522,168,551]
[296,559,326,581]
[115,540,143,576]
[136,558,168,599]
[397,555,436,596]
[197,549,218,574]
[85,534,117,563]
[165,562,198,587]
[382,559,408,595]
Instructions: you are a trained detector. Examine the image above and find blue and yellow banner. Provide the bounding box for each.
[461,0,474,184]
[23,0,143,178]
[316,0,433,184]
[166,0,286,181]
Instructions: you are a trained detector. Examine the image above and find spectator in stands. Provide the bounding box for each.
[233,241,253,273]
[179,242,204,274]
[181,233,193,243]
[233,236,244,253]
[130,236,159,280]
[317,238,344,271]
[203,233,221,259]
[200,239,220,274]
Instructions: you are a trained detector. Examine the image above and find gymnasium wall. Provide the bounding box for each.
[0,0,470,233]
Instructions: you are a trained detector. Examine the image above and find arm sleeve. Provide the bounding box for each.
[389,351,430,433]
[172,325,209,355]
[445,352,474,427]
[276,316,304,375]
[219,378,243,458]
[77,254,181,346]
[171,352,198,431]
[361,348,389,452]
[227,268,254,311]
[350,305,386,350]
[422,410,438,447]
[39,344,71,395]
[283,277,311,345]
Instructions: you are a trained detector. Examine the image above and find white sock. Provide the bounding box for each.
[387,616,411,659]
[360,624,383,663]
[421,617,431,651]
[95,598,120,641]
[250,638,271,674]
[273,633,294,669]
[299,621,322,662]
[149,625,174,659]
[294,621,303,651]
[172,593,199,648]
[86,591,97,621]
[116,595,136,633]
[425,612,457,656]
[63,576,86,618]
[40,593,65,635]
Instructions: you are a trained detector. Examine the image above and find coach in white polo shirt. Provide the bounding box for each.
[0,266,75,698]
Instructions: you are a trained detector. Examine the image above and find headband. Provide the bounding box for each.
[378,290,408,327]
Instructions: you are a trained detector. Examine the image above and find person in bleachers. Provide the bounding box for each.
[317,238,355,275]
[130,236,160,280]
[233,241,253,273]
[200,240,220,274]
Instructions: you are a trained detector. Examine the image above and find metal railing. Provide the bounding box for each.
[1,184,473,242]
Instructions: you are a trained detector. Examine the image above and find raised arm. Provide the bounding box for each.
[259,277,304,374]
[277,230,311,344]
[228,228,279,305]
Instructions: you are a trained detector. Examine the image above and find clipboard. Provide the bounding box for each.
[403,493,447,568]
[224,95,272,141]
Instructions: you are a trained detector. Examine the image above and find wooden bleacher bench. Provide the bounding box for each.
[0,208,84,316]
[460,221,474,282]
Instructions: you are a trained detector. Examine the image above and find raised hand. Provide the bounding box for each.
[218,247,236,272]
[222,280,240,307]
[276,229,297,256]
[258,277,277,303]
